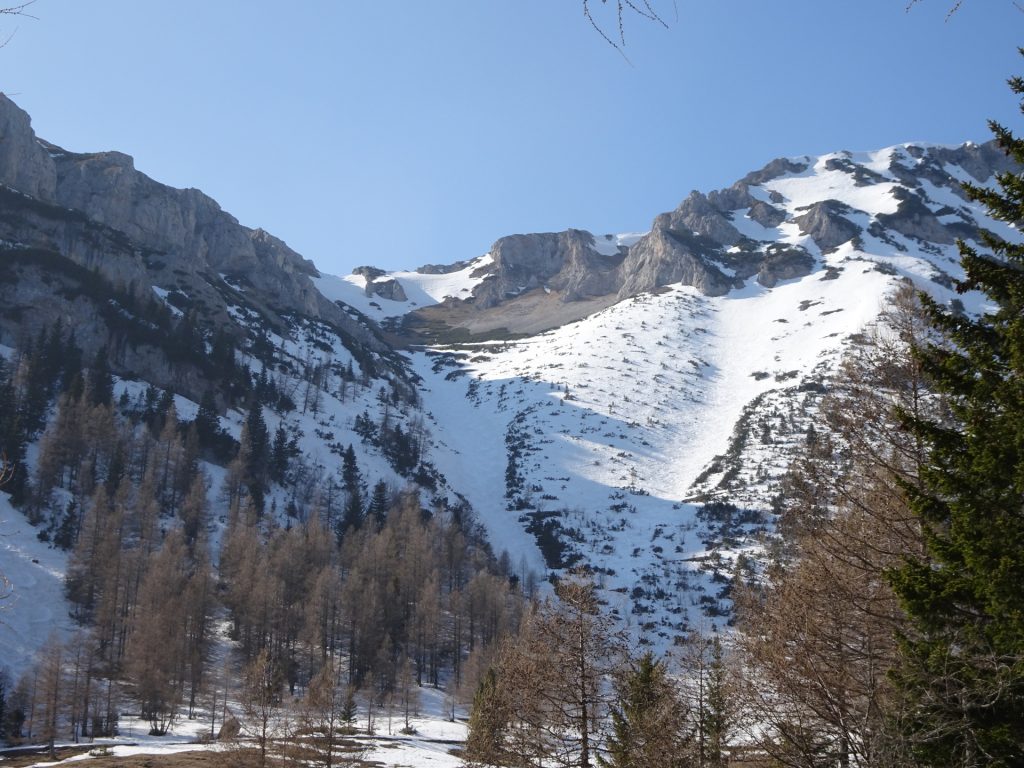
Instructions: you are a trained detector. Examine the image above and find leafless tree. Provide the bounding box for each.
[582,0,672,53]
[474,571,628,768]
[0,2,34,48]
[294,659,365,768]
[734,287,940,768]
[237,648,289,768]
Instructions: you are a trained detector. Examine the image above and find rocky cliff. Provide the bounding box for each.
[0,95,397,398]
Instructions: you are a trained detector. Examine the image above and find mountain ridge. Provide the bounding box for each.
[0,92,1019,664]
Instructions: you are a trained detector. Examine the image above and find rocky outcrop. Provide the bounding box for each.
[757,246,815,288]
[748,200,786,229]
[708,183,757,214]
[911,141,1014,184]
[656,191,742,247]
[824,156,887,187]
[0,96,381,332]
[471,229,622,308]
[0,95,397,397]
[366,277,407,302]
[740,157,810,186]
[793,200,862,252]
[617,227,736,299]
[416,258,475,275]
[875,188,955,245]
[0,95,56,199]
[353,265,387,280]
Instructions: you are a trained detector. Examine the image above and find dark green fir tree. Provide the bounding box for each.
[600,652,690,768]
[889,61,1024,766]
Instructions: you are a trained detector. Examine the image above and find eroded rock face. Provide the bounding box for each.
[366,277,408,302]
[740,157,810,186]
[353,265,387,280]
[0,95,392,395]
[471,229,623,307]
[748,200,787,229]
[757,246,815,288]
[0,94,56,199]
[793,200,862,252]
[617,228,735,299]
[875,188,955,245]
[657,191,742,248]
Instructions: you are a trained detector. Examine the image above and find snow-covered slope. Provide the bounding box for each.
[0,137,1014,674]
[314,255,495,321]
[397,141,1015,644]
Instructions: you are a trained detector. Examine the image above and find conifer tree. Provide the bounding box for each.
[337,445,364,541]
[86,347,113,408]
[600,652,690,768]
[889,64,1024,765]
[369,479,390,530]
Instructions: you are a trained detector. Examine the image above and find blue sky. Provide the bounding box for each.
[3,1,1022,275]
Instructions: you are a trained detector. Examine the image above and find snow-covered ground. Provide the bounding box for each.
[0,492,74,675]
[314,254,494,321]
[405,141,1002,644]
[13,685,467,768]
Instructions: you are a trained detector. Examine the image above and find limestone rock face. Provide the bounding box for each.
[748,200,786,229]
[875,188,955,245]
[366,277,408,302]
[353,265,387,280]
[0,94,57,200]
[657,191,742,248]
[793,200,862,252]
[757,246,816,288]
[617,227,735,299]
[0,95,366,327]
[0,95,392,397]
[472,229,622,308]
[740,157,810,186]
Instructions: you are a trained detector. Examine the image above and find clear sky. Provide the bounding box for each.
[2,1,1022,276]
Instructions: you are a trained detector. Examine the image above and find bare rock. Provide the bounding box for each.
[472,229,622,307]
[656,191,742,247]
[747,200,787,229]
[740,157,810,186]
[874,188,955,245]
[757,246,815,288]
[617,227,736,299]
[793,200,861,252]
[0,94,57,200]
[366,277,408,302]
[353,265,387,280]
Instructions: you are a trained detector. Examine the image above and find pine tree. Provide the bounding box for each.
[194,389,219,443]
[600,652,690,768]
[888,64,1024,765]
[86,347,113,408]
[240,402,270,512]
[368,480,390,530]
[270,424,291,484]
[337,445,364,542]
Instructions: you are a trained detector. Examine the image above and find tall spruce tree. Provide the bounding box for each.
[889,64,1024,765]
[600,652,690,768]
